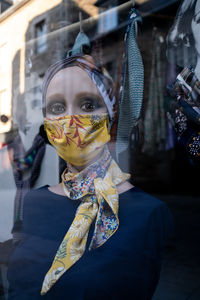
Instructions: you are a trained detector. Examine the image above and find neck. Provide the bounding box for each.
[67,148,106,173]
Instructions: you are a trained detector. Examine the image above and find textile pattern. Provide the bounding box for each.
[166,66,200,160]
[116,8,144,159]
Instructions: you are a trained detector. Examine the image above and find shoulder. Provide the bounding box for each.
[22,186,49,215]
[119,187,174,246]
[23,185,62,214]
[120,186,166,210]
[119,187,173,229]
[22,185,67,234]
[23,185,49,203]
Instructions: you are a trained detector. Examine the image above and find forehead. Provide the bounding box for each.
[46,66,100,99]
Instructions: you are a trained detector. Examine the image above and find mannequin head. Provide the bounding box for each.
[45,66,107,118]
[43,56,115,169]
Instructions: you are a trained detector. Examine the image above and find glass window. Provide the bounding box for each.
[0,1,199,299]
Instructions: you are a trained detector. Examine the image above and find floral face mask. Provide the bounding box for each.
[44,113,110,166]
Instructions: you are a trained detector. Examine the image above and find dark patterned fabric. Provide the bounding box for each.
[7,133,46,242]
[165,66,200,161]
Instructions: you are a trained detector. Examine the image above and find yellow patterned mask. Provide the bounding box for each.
[44,113,110,166]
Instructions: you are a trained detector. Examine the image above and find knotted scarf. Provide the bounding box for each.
[41,147,130,295]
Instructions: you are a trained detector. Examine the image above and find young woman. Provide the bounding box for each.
[7,54,173,300]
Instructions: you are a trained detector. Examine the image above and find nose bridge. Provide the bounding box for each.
[66,100,74,115]
[64,89,76,115]
[64,79,76,115]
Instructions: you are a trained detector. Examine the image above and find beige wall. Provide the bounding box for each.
[0,0,61,133]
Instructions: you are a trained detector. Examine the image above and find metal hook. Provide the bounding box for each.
[79,11,83,32]
[131,0,138,37]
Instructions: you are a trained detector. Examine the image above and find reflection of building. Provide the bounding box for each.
[0,0,69,242]
[0,0,118,140]
[0,0,64,137]
[0,0,99,140]
[0,0,82,139]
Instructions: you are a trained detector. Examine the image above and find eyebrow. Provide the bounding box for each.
[46,92,105,105]
[46,93,65,103]
[75,92,105,104]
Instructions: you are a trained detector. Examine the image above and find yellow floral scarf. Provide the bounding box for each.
[41,147,130,295]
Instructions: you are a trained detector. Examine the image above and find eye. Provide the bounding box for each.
[46,101,66,115]
[80,97,104,112]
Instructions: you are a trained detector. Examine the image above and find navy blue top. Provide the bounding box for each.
[7,185,173,300]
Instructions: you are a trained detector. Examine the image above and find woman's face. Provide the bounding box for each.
[192,0,200,56]
[45,66,107,118]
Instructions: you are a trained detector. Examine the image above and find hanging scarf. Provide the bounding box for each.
[116,8,144,159]
[41,146,130,295]
[7,133,46,242]
[142,29,166,155]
